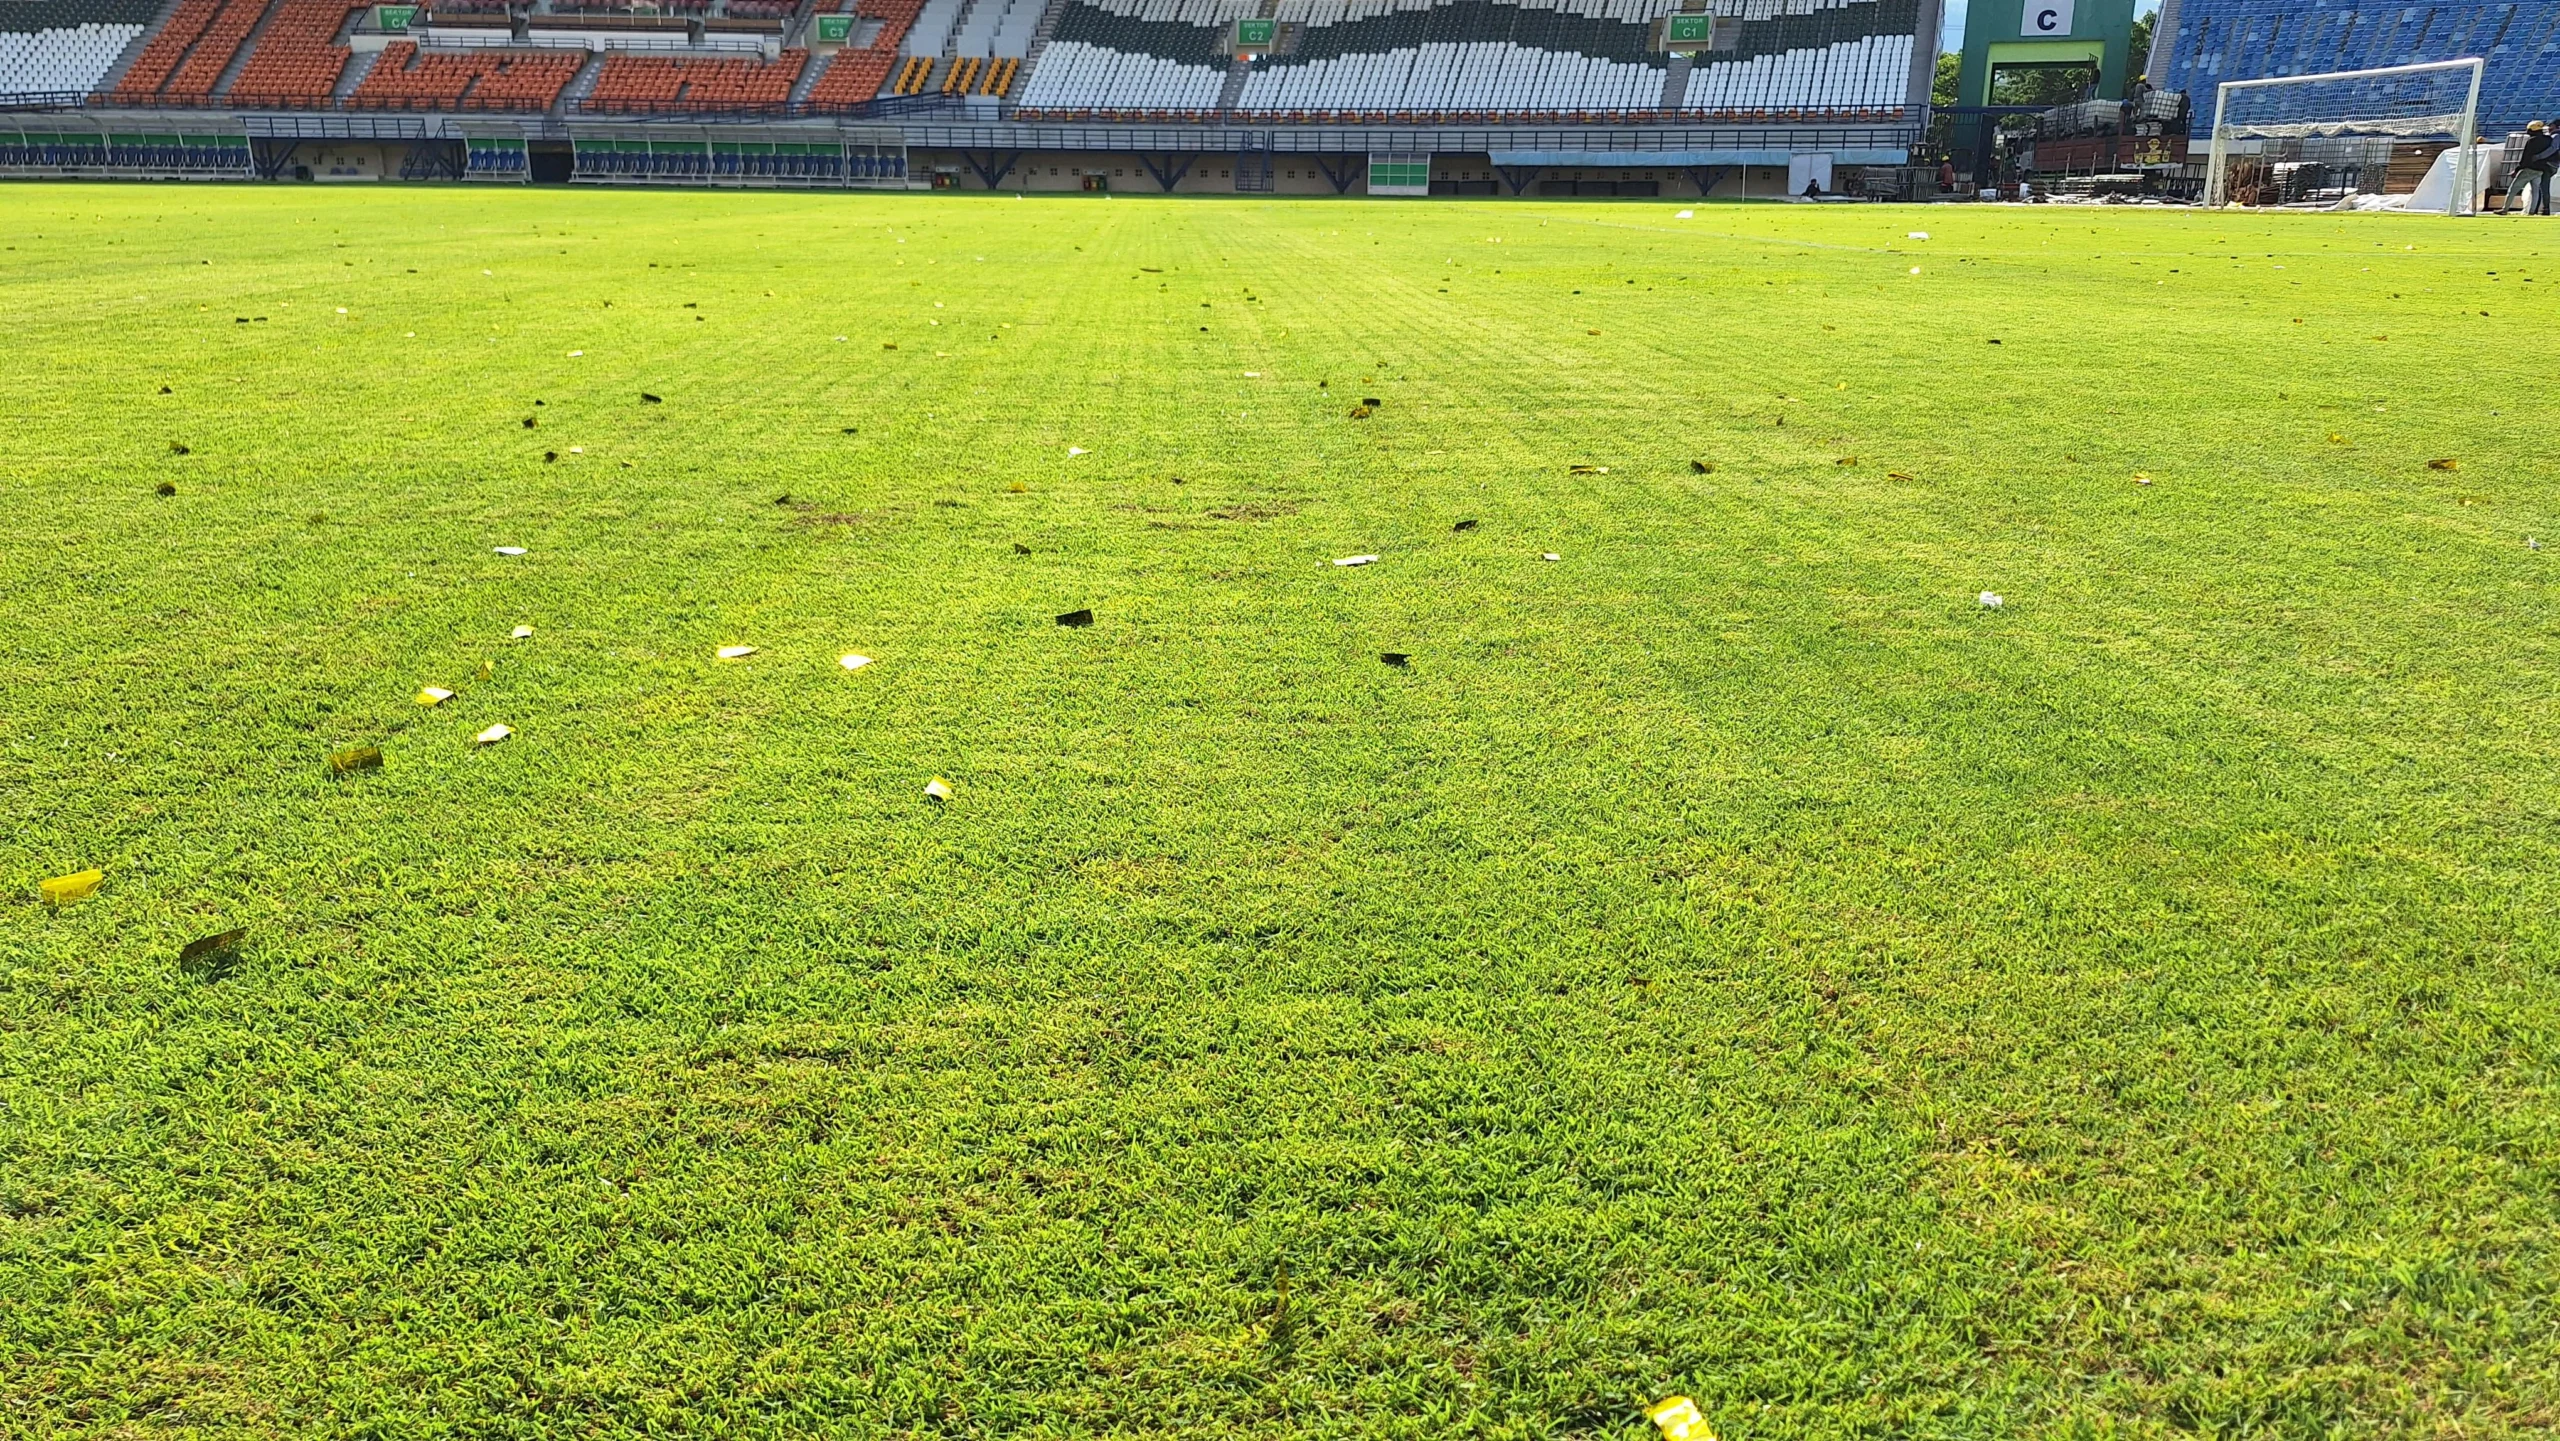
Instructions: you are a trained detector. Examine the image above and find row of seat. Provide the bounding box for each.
[0,133,249,166]
[0,22,144,95]
[347,39,580,108]
[802,0,919,105]
[1237,43,1665,113]
[1011,103,1911,120]
[584,48,804,109]
[225,0,363,105]
[1014,0,1917,117]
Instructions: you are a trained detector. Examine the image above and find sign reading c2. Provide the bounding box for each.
[2022,0,2075,36]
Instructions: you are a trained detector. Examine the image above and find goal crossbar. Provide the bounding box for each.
[2205,58,2485,210]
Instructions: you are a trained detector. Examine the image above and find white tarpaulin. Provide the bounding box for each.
[2406,144,2504,214]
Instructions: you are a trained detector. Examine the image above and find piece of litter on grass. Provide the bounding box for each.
[924,776,952,801]
[1067,446,1088,456]
[155,482,176,496]
[1907,231,1930,240]
[840,653,872,670]
[1978,591,2004,609]
[716,645,757,660]
[329,745,382,775]
[1888,471,1917,482]
[1910,267,1922,275]
[1347,404,1374,419]
[1379,652,1410,668]
[1453,519,1478,532]
[493,546,527,556]
[1542,552,1561,562]
[1056,608,1095,627]
[39,869,103,905]
[511,625,533,639]
[567,350,583,357]
[2135,474,2153,486]
[180,928,246,964]
[1333,555,1378,567]
[474,723,512,745]
[640,392,662,404]
[1691,459,1714,474]
[2428,458,2459,471]
[1568,464,1608,475]
[415,686,454,706]
[1645,1396,1716,1441]
[1675,209,1694,218]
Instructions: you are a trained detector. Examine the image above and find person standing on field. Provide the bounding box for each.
[2506,121,2555,215]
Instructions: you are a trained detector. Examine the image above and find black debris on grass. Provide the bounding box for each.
[1380,652,1410,668]
[179,928,247,965]
[155,482,176,497]
[641,393,662,404]
[328,745,382,775]
[1453,519,1478,532]
[1056,608,1094,627]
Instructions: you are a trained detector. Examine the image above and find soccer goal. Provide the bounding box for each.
[2204,58,2485,211]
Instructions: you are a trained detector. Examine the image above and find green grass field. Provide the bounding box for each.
[4,183,2557,1438]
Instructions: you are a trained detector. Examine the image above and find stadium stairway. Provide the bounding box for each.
[558,48,607,111]
[90,0,185,96]
[786,44,830,102]
[161,0,264,100]
[208,0,280,97]
[331,40,375,99]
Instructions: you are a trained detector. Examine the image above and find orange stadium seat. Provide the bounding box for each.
[227,0,365,106]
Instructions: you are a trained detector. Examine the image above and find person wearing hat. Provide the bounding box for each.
[2505,120,2555,215]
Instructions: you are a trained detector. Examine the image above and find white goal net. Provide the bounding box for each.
[2205,58,2485,211]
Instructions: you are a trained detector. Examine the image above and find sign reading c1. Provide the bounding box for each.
[2022,0,2074,36]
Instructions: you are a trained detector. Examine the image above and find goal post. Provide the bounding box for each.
[2204,58,2486,212]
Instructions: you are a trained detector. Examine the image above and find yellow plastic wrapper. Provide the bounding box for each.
[40,869,103,905]
[1645,1397,1716,1441]
[717,645,757,660]
[924,776,953,801]
[416,686,454,706]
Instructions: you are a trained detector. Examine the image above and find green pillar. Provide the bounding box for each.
[1954,0,2136,108]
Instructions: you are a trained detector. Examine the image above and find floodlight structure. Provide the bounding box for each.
[2204,58,2485,211]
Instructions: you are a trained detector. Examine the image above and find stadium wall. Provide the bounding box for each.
[2151,0,2560,137]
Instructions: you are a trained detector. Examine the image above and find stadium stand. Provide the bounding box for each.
[1012,0,1919,122]
[347,40,583,110]
[584,48,805,112]
[802,0,920,107]
[226,0,366,106]
[160,0,269,102]
[2151,0,2560,138]
[1,0,154,99]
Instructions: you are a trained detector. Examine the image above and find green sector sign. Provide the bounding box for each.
[815,14,852,41]
[1663,13,1713,44]
[1234,17,1275,47]
[376,4,415,30]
